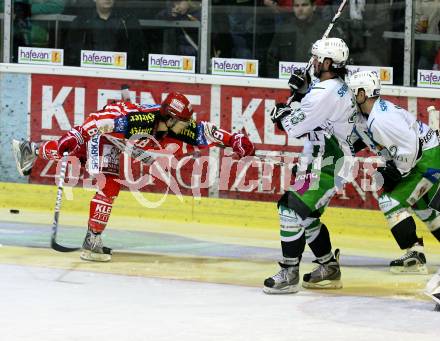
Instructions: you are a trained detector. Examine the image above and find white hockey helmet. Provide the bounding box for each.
[347,71,381,97]
[311,38,349,68]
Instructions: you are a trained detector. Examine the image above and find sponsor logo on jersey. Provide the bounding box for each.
[81,50,127,69]
[212,58,259,77]
[18,47,64,66]
[148,54,195,73]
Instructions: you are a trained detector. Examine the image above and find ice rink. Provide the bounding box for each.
[0,185,440,341]
[2,263,440,341]
[1,202,440,340]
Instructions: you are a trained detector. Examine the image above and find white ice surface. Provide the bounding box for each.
[1,264,439,341]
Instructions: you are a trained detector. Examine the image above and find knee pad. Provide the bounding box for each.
[426,213,440,233]
[98,174,121,199]
[278,205,305,242]
[386,209,412,229]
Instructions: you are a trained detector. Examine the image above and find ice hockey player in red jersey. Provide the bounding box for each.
[12,92,255,262]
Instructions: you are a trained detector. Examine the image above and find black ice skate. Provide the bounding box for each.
[80,229,112,262]
[390,239,428,275]
[302,249,342,289]
[263,263,300,294]
[11,139,38,176]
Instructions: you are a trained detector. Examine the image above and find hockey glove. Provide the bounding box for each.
[231,133,255,157]
[377,160,402,193]
[270,103,292,131]
[288,69,310,102]
[57,128,84,156]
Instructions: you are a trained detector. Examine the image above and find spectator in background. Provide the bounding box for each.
[414,0,440,70]
[265,0,326,77]
[434,48,440,70]
[345,0,392,67]
[63,0,145,69]
[1,0,66,61]
[156,0,201,57]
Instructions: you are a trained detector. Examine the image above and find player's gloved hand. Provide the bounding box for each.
[377,160,402,192]
[270,103,292,131]
[288,69,310,100]
[231,133,255,157]
[57,128,84,156]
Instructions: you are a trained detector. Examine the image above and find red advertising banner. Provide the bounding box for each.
[29,74,440,209]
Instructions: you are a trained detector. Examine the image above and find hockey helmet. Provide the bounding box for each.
[347,71,381,98]
[160,92,193,122]
[311,38,349,68]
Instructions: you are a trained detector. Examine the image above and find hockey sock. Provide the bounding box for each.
[391,216,419,249]
[307,223,332,259]
[39,140,59,160]
[281,233,306,264]
[88,193,114,233]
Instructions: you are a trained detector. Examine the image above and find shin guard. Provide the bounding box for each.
[391,216,419,250]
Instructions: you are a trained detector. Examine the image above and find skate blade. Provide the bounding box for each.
[11,139,25,176]
[80,250,112,262]
[390,264,428,275]
[263,284,299,294]
[302,279,343,289]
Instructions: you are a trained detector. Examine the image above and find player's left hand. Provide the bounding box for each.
[231,133,255,157]
[377,161,402,192]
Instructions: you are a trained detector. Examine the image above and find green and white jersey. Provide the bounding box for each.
[353,98,439,175]
[281,78,357,158]
[281,78,358,182]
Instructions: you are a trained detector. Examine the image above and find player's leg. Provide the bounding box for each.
[263,199,305,294]
[303,215,342,289]
[414,184,440,243]
[80,174,120,262]
[378,173,430,274]
[80,137,121,262]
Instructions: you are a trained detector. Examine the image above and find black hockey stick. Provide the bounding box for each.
[51,152,80,252]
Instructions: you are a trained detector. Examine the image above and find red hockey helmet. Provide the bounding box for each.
[160,92,193,121]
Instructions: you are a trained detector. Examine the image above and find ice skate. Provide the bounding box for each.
[263,263,300,294]
[302,249,342,289]
[11,139,38,176]
[80,229,112,262]
[390,239,428,275]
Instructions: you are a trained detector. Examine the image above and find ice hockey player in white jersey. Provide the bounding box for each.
[347,70,440,274]
[263,38,358,294]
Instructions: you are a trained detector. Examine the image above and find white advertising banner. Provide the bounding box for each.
[212,58,259,77]
[18,47,63,66]
[80,50,127,69]
[278,61,394,85]
[417,70,440,88]
[148,54,195,73]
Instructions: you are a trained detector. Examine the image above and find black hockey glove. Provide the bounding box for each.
[288,69,310,102]
[377,160,402,193]
[270,103,292,131]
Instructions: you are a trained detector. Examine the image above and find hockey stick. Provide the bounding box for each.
[305,0,348,72]
[51,152,80,252]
